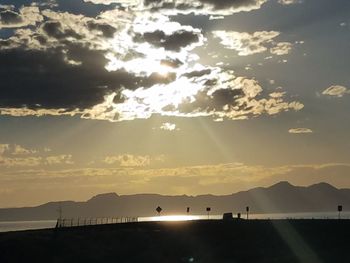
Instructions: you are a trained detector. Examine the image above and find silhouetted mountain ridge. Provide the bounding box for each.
[0,182,348,221]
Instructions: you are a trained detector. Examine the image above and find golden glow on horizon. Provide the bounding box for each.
[139,215,200,222]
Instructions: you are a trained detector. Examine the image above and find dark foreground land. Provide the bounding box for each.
[0,220,349,263]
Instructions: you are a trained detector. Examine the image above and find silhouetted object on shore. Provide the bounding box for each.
[246,206,250,220]
[223,212,233,220]
[186,207,190,215]
[156,206,162,216]
[338,205,342,219]
[237,213,241,219]
[56,217,138,228]
[55,203,63,228]
[206,207,211,219]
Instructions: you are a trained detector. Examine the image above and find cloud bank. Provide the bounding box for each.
[0,1,303,122]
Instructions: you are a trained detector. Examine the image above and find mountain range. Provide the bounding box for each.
[0,181,349,221]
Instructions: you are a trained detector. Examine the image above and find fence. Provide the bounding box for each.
[56,217,138,228]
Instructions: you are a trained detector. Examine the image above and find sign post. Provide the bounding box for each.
[338,205,343,219]
[156,206,162,216]
[206,207,211,220]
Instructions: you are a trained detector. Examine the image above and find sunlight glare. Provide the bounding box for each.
[142,215,200,222]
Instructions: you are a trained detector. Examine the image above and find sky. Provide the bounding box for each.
[0,0,349,207]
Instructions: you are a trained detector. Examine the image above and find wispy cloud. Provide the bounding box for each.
[213,31,293,56]
[0,143,73,167]
[322,85,349,97]
[278,0,302,5]
[289,128,313,134]
[102,154,165,167]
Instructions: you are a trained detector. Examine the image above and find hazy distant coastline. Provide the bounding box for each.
[0,181,348,221]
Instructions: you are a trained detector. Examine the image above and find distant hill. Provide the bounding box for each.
[0,182,349,221]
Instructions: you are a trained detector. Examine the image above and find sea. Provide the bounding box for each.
[1,212,349,233]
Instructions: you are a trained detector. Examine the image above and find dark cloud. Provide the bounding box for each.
[0,39,14,48]
[182,69,211,78]
[87,21,116,38]
[0,44,176,111]
[42,21,83,40]
[160,58,183,68]
[177,88,244,113]
[134,30,200,51]
[0,10,23,25]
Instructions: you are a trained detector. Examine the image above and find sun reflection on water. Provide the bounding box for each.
[139,215,201,222]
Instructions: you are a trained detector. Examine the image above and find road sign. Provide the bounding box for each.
[156,206,162,215]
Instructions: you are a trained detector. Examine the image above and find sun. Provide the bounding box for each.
[155,64,171,76]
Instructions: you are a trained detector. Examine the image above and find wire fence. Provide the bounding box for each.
[56,217,138,228]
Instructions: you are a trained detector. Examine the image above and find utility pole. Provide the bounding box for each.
[56,203,63,228]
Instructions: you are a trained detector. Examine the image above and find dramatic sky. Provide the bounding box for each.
[0,0,349,207]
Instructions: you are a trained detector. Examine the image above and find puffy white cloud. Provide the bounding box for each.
[288,128,313,134]
[322,85,349,97]
[160,122,177,131]
[213,30,279,56]
[270,42,292,55]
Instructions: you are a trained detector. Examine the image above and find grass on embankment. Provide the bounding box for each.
[0,219,349,263]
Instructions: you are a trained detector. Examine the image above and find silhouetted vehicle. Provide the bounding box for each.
[223,212,233,220]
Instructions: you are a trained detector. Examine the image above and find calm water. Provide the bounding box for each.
[0,220,57,232]
[1,212,349,232]
[139,211,350,222]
